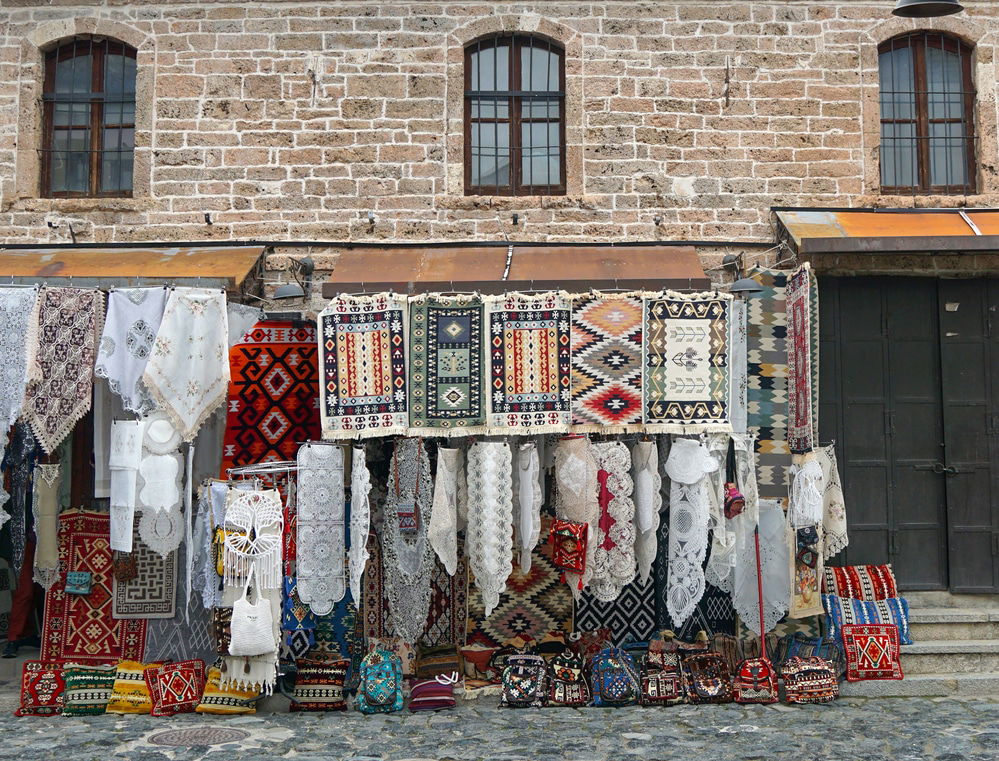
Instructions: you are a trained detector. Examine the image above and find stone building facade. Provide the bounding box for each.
[0,0,997,285]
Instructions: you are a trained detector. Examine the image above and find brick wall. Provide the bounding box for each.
[0,1,997,256]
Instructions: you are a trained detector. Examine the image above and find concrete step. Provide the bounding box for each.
[840,672,999,698]
[904,591,999,609]
[908,608,999,640]
[901,639,999,674]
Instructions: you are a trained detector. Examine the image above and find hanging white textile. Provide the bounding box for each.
[349,445,372,603]
[0,288,37,431]
[223,488,283,591]
[138,453,183,512]
[139,503,185,559]
[429,446,462,576]
[789,455,824,528]
[296,442,346,615]
[466,441,514,617]
[94,287,167,415]
[664,437,718,627]
[729,299,748,434]
[142,288,230,442]
[226,302,264,346]
[109,419,145,552]
[589,441,636,602]
[631,439,662,585]
[733,498,790,635]
[381,438,434,642]
[32,463,61,590]
[705,433,760,595]
[513,441,542,573]
[554,436,600,598]
[817,444,848,560]
[192,480,230,609]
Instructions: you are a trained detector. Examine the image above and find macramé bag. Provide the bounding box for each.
[228,565,275,657]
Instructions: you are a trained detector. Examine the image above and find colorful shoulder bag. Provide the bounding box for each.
[589,647,640,707]
[357,648,404,714]
[681,652,734,704]
[547,650,590,707]
[500,654,549,708]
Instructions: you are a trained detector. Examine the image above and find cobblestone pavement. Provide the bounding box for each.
[0,694,998,761]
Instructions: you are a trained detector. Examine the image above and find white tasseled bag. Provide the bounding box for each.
[228,565,276,657]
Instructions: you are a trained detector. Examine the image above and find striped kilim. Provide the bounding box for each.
[576,576,656,646]
[786,265,814,454]
[466,517,573,648]
[747,267,790,496]
[570,294,644,431]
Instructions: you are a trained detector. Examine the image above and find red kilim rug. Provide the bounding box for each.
[41,510,146,664]
[220,321,321,475]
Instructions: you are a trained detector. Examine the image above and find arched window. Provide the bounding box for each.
[42,37,136,197]
[878,32,976,194]
[464,34,565,196]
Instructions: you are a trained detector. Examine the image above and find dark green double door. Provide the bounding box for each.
[820,277,999,592]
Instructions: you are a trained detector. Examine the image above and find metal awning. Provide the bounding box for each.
[0,245,266,288]
[774,208,999,255]
[320,244,710,297]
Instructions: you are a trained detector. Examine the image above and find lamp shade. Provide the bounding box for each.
[729,277,764,295]
[892,0,964,17]
[273,282,306,299]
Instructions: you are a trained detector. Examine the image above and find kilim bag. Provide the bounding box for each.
[733,523,779,703]
[781,656,839,704]
[65,571,93,595]
[500,654,549,708]
[549,518,587,575]
[357,648,404,715]
[775,633,847,679]
[547,650,590,707]
[681,653,734,704]
[640,645,686,706]
[590,647,640,707]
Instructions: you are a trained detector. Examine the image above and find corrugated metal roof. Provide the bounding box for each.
[0,245,265,287]
[320,244,709,296]
[774,208,999,254]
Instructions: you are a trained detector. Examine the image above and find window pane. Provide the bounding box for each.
[520,43,559,92]
[521,122,560,186]
[881,121,917,188]
[879,46,915,121]
[522,97,559,119]
[54,53,92,93]
[54,101,90,126]
[930,121,968,188]
[104,98,136,126]
[470,122,510,187]
[470,98,509,120]
[469,42,509,91]
[50,128,90,193]
[101,127,134,192]
[104,53,136,95]
[926,45,964,120]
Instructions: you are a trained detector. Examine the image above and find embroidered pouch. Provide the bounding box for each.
[842,623,904,682]
[105,660,164,715]
[62,664,116,716]
[822,595,912,646]
[397,501,418,534]
[408,676,458,712]
[822,564,899,600]
[291,659,350,712]
[14,661,65,717]
[723,483,745,519]
[112,552,138,582]
[547,650,590,707]
[357,648,404,714]
[640,645,685,706]
[589,647,640,707]
[781,656,839,704]
[681,652,734,704]
[195,665,258,715]
[549,519,587,575]
[146,660,207,716]
[733,657,778,704]
[65,570,93,595]
[501,654,549,708]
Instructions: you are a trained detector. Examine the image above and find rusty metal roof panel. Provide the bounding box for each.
[506,245,708,290]
[320,247,508,292]
[0,245,265,287]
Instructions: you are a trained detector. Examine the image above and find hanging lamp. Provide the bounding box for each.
[892,0,965,17]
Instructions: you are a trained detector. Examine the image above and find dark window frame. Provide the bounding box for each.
[463,33,567,196]
[878,31,977,195]
[41,37,137,198]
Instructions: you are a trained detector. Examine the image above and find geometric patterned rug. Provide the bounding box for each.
[112,521,177,619]
[142,543,214,664]
[576,575,656,646]
[41,510,146,664]
[421,556,469,647]
[466,517,573,648]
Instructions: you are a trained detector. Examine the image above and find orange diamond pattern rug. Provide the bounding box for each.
[41,510,146,664]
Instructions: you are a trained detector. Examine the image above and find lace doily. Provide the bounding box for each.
[32,463,62,590]
[706,433,760,596]
[349,445,372,603]
[466,441,514,617]
[95,288,167,416]
[142,411,182,455]
[819,445,849,560]
[142,288,230,442]
[110,503,135,552]
[138,503,184,558]
[734,499,790,635]
[23,287,104,454]
[554,436,600,598]
[631,439,662,585]
[0,288,38,428]
[590,441,636,602]
[296,443,346,615]
[789,456,824,528]
[514,441,542,573]
[138,453,182,512]
[6,423,37,582]
[381,438,434,642]
[664,437,718,627]
[429,446,462,576]
[224,488,283,591]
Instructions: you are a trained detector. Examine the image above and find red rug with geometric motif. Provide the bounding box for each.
[41,510,146,664]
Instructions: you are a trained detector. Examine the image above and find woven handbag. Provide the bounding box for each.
[640,643,686,706]
[681,652,734,704]
[228,566,275,657]
[590,648,640,707]
[781,656,839,704]
[547,650,590,707]
[733,525,779,704]
[500,654,549,708]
